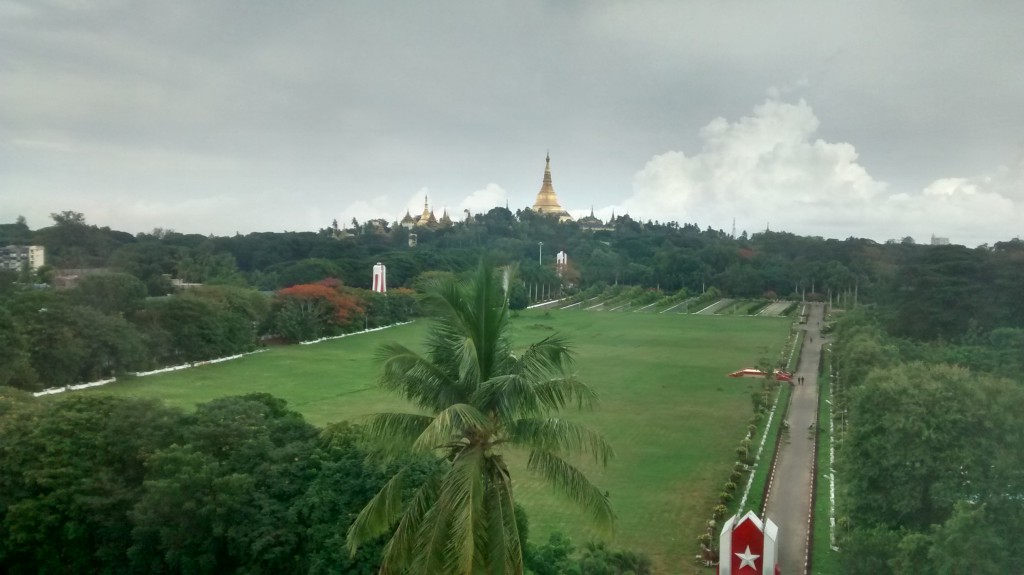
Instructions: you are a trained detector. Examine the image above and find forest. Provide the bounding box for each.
[2,210,1024,573]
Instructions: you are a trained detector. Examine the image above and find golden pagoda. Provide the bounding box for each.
[530,154,573,222]
[415,195,437,227]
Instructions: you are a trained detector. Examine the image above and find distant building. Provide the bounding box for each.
[170,277,203,290]
[400,195,451,229]
[51,267,107,289]
[530,154,573,222]
[577,206,614,231]
[0,245,45,271]
[365,218,391,234]
[930,234,950,245]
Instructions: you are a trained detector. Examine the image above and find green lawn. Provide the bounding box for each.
[89,310,790,573]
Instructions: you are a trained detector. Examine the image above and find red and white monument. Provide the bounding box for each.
[718,511,780,575]
[372,262,387,293]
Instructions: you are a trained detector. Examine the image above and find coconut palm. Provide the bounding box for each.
[346,263,614,575]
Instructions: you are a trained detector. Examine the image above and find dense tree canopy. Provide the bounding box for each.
[0,393,436,574]
[832,307,1024,574]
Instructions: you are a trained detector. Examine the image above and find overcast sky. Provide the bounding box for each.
[2,1,1022,246]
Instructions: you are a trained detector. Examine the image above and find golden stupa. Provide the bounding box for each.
[530,154,573,222]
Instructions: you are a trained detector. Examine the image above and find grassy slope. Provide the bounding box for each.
[89,310,789,573]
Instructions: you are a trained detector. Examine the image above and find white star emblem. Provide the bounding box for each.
[735,545,760,570]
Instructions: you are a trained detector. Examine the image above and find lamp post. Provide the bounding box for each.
[538,241,543,265]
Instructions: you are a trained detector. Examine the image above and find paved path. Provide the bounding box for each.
[763,302,825,574]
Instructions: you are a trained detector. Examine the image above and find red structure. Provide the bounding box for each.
[718,511,780,575]
[727,368,793,382]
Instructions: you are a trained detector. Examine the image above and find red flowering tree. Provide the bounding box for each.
[271,280,364,343]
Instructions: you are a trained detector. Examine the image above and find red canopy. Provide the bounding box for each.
[728,368,793,382]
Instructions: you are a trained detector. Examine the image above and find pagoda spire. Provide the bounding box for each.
[417,194,433,227]
[531,152,572,222]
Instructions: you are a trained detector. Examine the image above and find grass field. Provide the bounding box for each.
[89,310,790,573]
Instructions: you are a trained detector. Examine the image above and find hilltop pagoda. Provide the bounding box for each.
[530,154,573,222]
[400,195,450,229]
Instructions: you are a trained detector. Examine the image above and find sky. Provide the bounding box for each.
[2,1,1022,246]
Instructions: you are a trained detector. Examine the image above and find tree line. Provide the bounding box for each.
[0,271,418,392]
[830,307,1024,574]
[4,210,1022,307]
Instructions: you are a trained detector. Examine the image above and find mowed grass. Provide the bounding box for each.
[88,310,789,573]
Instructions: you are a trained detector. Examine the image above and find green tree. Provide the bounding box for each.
[275,257,343,288]
[0,395,185,573]
[0,308,36,389]
[345,263,614,574]
[153,286,268,362]
[840,363,1024,574]
[72,272,148,316]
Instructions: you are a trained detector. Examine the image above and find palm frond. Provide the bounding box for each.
[347,464,412,556]
[379,472,442,574]
[475,373,599,422]
[412,403,491,454]
[507,417,615,466]
[527,376,599,411]
[516,334,577,376]
[455,335,482,389]
[484,455,522,575]
[361,412,434,456]
[410,447,486,575]
[442,447,487,574]
[528,449,615,536]
[378,342,467,411]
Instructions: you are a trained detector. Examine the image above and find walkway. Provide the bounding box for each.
[763,302,825,575]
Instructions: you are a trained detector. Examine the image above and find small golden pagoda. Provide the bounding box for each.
[415,196,437,227]
[530,154,573,222]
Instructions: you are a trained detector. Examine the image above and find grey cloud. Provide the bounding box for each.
[1,1,1022,242]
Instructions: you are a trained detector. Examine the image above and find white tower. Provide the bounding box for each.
[372,262,387,293]
[555,250,568,278]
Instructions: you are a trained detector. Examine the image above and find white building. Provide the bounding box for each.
[0,245,45,271]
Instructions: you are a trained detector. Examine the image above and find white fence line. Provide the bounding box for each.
[738,385,783,512]
[298,320,414,345]
[32,321,415,397]
[527,298,566,309]
[695,298,724,314]
[829,351,840,552]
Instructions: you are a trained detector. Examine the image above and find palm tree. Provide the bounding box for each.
[345,263,614,575]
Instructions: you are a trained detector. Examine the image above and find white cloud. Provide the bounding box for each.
[335,189,426,227]
[457,183,507,218]
[335,184,507,228]
[616,98,1022,245]
[93,196,240,235]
